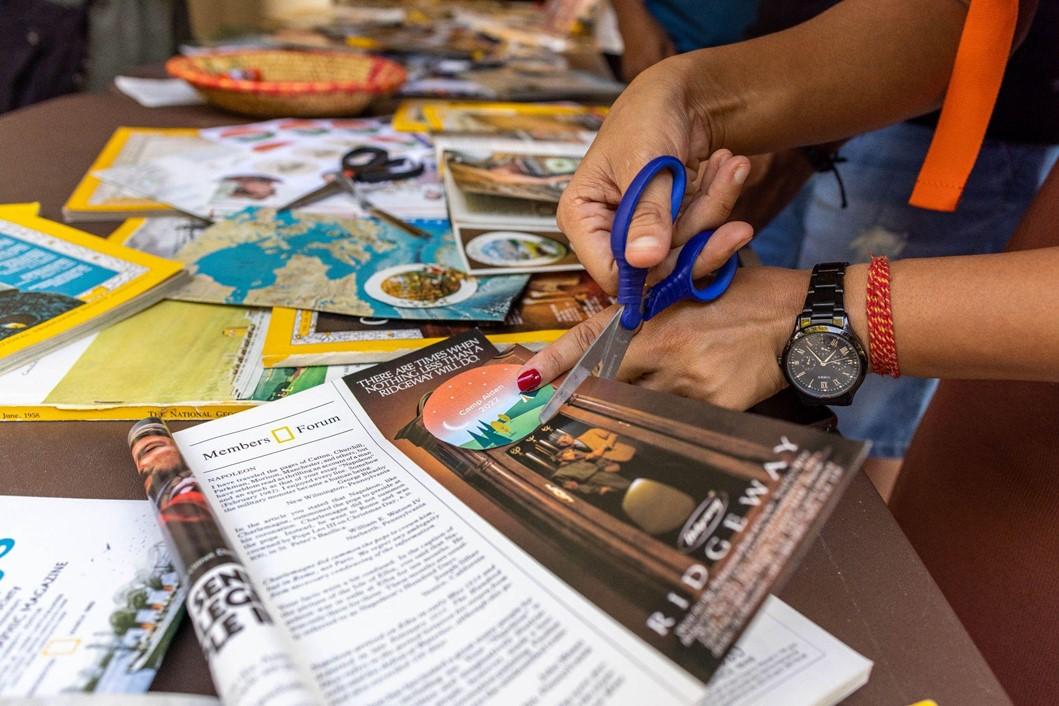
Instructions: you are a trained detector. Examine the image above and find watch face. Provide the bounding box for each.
[785,331,863,399]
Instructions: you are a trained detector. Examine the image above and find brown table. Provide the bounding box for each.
[0,91,1011,705]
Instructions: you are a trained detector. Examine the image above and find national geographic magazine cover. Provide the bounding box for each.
[0,204,186,374]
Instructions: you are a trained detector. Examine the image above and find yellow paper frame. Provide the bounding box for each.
[63,127,200,217]
[0,208,184,362]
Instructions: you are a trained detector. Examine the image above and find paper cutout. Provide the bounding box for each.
[423,363,554,449]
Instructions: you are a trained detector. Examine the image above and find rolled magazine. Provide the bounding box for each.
[127,418,320,706]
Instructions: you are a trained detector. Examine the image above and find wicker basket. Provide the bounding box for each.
[166,50,406,118]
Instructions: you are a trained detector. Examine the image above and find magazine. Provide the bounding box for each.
[63,127,210,222]
[0,204,186,374]
[0,496,186,697]
[95,119,444,222]
[127,330,870,705]
[0,216,369,422]
[0,303,367,422]
[440,142,587,275]
[392,100,607,141]
[447,149,579,203]
[261,271,613,367]
[169,209,528,322]
[6,696,220,706]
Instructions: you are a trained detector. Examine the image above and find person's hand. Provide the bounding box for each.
[617,9,676,81]
[520,266,810,411]
[558,59,749,295]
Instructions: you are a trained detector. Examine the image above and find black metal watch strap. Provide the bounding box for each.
[798,262,849,328]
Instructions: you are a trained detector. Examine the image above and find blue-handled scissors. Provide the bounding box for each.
[539,155,739,422]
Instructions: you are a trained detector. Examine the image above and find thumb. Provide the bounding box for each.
[654,221,753,283]
[623,174,675,269]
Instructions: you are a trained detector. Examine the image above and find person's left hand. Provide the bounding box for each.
[519,266,810,410]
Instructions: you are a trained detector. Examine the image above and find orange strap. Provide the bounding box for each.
[908,0,1020,212]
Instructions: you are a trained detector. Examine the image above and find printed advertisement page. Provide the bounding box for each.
[345,332,864,685]
[0,497,185,697]
[173,373,707,705]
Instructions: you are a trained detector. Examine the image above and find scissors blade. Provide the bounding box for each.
[339,174,432,239]
[276,179,345,212]
[539,308,625,423]
[595,321,636,380]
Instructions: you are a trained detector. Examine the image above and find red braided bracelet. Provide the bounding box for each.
[866,256,900,377]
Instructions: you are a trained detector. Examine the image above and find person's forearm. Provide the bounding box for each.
[839,249,1059,381]
[665,0,971,156]
[610,0,649,26]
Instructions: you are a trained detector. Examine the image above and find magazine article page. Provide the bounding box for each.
[170,331,865,705]
[127,420,321,706]
[173,378,705,705]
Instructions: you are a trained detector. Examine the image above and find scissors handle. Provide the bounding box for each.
[611,155,686,330]
[341,146,424,183]
[643,229,738,320]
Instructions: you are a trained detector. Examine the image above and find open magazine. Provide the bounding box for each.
[126,331,870,706]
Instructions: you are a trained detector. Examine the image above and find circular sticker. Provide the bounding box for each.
[465,231,567,267]
[542,157,579,173]
[364,264,478,308]
[423,364,555,449]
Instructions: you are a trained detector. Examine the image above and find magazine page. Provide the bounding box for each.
[171,371,704,704]
[0,497,186,697]
[169,208,527,322]
[168,331,865,704]
[438,138,586,276]
[127,420,320,706]
[260,271,613,366]
[343,332,866,684]
[63,127,208,220]
[0,303,367,421]
[5,696,219,706]
[703,596,872,705]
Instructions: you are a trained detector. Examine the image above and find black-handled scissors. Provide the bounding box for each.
[278,146,430,238]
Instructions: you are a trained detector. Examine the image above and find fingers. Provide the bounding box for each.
[675,153,751,243]
[651,221,753,285]
[518,305,618,388]
[557,187,620,292]
[687,148,731,206]
[557,141,751,293]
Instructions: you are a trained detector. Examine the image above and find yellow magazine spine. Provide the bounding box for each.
[0,403,255,422]
[262,306,567,366]
[107,218,146,244]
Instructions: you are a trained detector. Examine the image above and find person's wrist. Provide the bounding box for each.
[843,263,870,364]
[746,266,811,358]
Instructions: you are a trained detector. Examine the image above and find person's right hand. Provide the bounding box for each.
[558,61,750,294]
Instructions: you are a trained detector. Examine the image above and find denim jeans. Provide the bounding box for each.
[753,122,1059,457]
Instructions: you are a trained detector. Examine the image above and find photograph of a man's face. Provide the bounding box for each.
[216,174,281,201]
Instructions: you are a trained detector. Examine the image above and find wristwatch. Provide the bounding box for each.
[780,262,866,406]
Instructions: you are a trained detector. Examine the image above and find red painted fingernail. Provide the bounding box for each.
[517,369,542,392]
